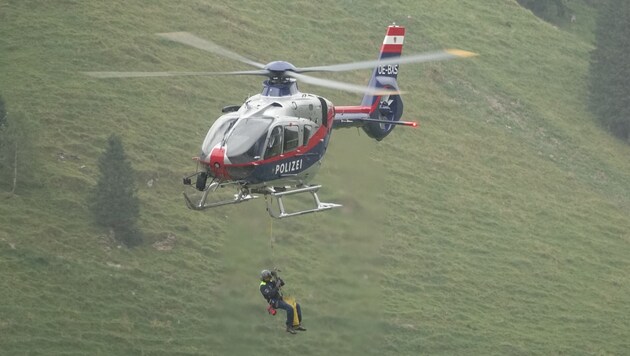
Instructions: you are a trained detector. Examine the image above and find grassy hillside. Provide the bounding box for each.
[1,0,629,355]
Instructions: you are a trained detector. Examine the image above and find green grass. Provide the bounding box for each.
[1,0,630,354]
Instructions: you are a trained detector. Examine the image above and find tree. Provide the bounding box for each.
[588,0,630,141]
[90,134,142,246]
[0,96,33,194]
[517,0,569,19]
[0,95,11,191]
[0,95,6,129]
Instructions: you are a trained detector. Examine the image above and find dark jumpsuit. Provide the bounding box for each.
[260,278,302,327]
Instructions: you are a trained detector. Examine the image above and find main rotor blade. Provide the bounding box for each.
[83,69,269,79]
[288,72,401,96]
[297,49,477,73]
[156,32,266,69]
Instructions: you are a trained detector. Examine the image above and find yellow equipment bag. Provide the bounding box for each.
[282,296,300,326]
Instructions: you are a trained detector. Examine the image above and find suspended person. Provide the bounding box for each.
[259,269,306,334]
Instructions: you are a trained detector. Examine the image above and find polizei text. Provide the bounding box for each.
[275,159,303,175]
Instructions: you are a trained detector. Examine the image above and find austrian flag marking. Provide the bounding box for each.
[383,35,404,45]
[381,26,405,54]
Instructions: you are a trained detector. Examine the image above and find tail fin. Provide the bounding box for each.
[361,25,405,106]
[361,25,406,141]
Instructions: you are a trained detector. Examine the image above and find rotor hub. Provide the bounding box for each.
[264,61,297,74]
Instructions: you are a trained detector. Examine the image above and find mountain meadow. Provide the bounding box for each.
[1,0,629,354]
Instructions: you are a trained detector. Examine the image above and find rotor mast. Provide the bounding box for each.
[261,61,300,97]
[261,77,299,97]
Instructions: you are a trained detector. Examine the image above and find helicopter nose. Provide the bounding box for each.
[209,147,230,179]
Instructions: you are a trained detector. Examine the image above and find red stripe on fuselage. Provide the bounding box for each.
[339,100,382,114]
[370,96,382,111]
[335,106,371,114]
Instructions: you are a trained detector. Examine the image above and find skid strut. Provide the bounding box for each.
[183,181,257,210]
[265,185,342,219]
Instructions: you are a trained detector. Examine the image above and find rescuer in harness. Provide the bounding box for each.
[260,269,306,334]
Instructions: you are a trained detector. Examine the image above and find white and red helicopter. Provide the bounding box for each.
[87,25,475,218]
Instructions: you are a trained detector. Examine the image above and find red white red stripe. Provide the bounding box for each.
[381,26,405,53]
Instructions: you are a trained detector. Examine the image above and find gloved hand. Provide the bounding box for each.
[275,278,284,288]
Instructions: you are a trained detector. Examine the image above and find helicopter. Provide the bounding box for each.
[86,25,476,218]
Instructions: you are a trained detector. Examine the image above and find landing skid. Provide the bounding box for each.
[183,177,340,218]
[183,181,257,210]
[265,185,342,219]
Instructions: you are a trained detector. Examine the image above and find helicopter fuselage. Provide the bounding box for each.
[197,82,334,190]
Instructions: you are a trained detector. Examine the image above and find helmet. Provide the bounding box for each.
[260,269,272,281]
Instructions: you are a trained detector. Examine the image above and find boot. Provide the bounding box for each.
[286,326,297,334]
[295,324,307,331]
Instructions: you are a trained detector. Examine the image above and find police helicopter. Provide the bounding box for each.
[86,25,476,218]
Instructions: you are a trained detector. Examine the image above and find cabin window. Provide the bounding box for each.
[283,125,299,152]
[265,126,284,159]
[303,125,312,146]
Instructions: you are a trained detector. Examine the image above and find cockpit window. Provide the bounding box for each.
[202,116,237,155]
[225,118,272,164]
[265,126,283,159]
